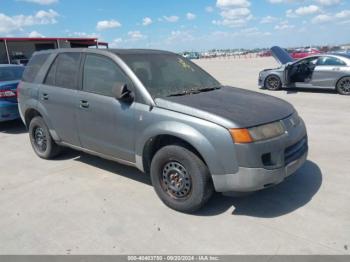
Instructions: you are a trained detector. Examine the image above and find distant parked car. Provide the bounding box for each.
[258,50,272,57]
[259,46,350,95]
[0,65,24,122]
[290,48,321,59]
[182,52,200,60]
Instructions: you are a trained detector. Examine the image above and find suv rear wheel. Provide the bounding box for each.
[150,145,213,213]
[29,116,62,159]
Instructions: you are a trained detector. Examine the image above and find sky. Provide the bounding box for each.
[0,0,350,51]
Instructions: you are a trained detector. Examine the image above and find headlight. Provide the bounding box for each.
[230,121,285,144]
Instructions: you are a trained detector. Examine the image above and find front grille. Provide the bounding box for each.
[284,137,308,166]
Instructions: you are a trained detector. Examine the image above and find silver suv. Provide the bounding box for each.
[18,48,308,212]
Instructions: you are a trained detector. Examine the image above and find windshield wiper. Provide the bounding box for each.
[197,86,222,92]
[167,86,222,97]
[167,89,200,97]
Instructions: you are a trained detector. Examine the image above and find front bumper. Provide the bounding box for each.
[0,101,20,122]
[212,113,308,192]
[212,150,307,192]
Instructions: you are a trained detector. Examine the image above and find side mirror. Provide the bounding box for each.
[112,83,134,103]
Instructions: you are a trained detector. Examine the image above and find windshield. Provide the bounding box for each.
[0,67,24,82]
[118,53,221,98]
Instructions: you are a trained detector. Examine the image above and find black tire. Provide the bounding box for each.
[150,145,214,213]
[265,75,282,91]
[29,116,62,159]
[336,77,350,95]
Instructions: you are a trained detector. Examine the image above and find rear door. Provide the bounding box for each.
[39,52,81,146]
[311,56,347,88]
[76,53,136,162]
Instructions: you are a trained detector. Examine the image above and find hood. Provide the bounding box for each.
[271,46,294,65]
[155,86,295,128]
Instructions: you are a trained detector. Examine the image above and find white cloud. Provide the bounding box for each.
[205,6,214,13]
[28,30,44,37]
[214,0,252,27]
[21,0,58,5]
[311,14,332,23]
[268,0,304,3]
[69,31,99,38]
[335,10,350,19]
[127,30,146,41]
[274,20,295,30]
[260,15,278,23]
[186,13,196,20]
[163,15,179,22]
[96,19,121,31]
[167,30,195,43]
[295,5,321,15]
[0,9,59,33]
[286,5,321,17]
[109,38,123,48]
[311,10,350,23]
[314,0,341,6]
[216,0,251,8]
[142,17,152,26]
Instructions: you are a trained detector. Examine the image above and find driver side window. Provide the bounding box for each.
[83,54,132,97]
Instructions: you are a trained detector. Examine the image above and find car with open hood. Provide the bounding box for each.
[18,48,308,212]
[259,46,350,95]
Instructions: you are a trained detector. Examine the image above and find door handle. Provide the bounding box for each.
[80,100,89,108]
[42,93,49,100]
[332,67,340,71]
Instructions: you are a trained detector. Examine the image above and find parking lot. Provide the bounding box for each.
[0,56,349,255]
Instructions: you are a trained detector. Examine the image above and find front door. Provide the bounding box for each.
[76,53,136,163]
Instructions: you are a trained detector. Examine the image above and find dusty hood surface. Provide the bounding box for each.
[156,86,295,128]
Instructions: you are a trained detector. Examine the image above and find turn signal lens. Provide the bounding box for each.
[229,128,253,144]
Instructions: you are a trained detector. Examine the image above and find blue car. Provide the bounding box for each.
[0,65,25,122]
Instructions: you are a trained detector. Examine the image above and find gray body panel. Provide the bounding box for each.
[19,48,308,193]
[259,51,350,90]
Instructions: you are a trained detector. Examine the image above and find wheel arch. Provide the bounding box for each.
[142,134,207,174]
[135,121,229,176]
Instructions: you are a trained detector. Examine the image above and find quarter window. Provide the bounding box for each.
[83,54,131,97]
[22,54,49,83]
[44,53,81,89]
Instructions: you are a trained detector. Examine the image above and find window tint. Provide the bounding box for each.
[22,54,49,83]
[44,53,81,89]
[83,54,131,97]
[317,57,346,66]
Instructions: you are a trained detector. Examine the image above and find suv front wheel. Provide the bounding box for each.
[29,116,62,159]
[150,145,214,213]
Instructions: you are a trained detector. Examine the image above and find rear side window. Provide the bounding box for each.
[317,57,346,66]
[22,54,49,83]
[83,54,131,97]
[44,53,81,89]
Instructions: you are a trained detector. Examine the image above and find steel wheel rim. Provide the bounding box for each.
[160,161,192,199]
[33,126,47,152]
[267,76,280,89]
[338,77,350,94]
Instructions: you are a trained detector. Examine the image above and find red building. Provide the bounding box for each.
[0,37,108,65]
